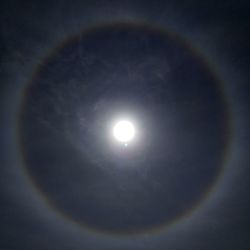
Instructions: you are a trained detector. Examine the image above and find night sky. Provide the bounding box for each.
[1,0,249,249]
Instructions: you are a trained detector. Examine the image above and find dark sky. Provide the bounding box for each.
[1,0,249,249]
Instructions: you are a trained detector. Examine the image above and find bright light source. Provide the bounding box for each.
[113,120,135,143]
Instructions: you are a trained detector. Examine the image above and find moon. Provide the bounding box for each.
[113,120,135,144]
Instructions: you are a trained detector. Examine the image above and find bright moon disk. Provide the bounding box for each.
[113,120,135,143]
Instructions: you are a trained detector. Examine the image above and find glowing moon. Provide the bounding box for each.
[113,120,135,143]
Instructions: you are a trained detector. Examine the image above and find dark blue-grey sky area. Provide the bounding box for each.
[1,0,249,249]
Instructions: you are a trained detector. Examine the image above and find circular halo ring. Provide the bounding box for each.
[16,21,232,237]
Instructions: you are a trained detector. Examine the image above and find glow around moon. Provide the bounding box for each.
[113,120,135,143]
